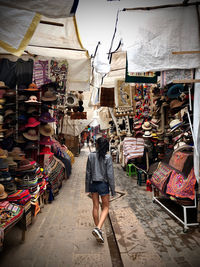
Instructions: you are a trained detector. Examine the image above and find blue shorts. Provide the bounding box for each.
[89,181,109,196]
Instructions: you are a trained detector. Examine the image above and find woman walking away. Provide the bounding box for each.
[85,137,115,243]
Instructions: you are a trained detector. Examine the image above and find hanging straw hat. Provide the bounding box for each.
[39,124,54,136]
[23,129,38,141]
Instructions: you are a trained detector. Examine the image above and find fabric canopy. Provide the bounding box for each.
[118,6,200,72]
[0,6,41,56]
[0,0,76,18]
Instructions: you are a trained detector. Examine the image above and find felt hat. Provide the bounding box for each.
[0,98,5,105]
[27,107,38,114]
[135,131,144,138]
[15,134,26,143]
[167,84,184,99]
[39,124,54,137]
[16,159,35,172]
[65,93,78,107]
[170,99,186,109]
[40,136,54,145]
[9,147,25,160]
[151,133,158,139]
[0,148,7,159]
[143,131,152,138]
[24,83,39,91]
[5,109,15,117]
[25,95,41,104]
[134,124,142,131]
[23,129,38,141]
[4,128,15,138]
[0,89,6,98]
[39,112,55,123]
[4,89,16,98]
[169,119,183,132]
[142,121,152,131]
[25,117,40,128]
[18,94,27,102]
[0,184,8,199]
[41,90,57,102]
[0,158,9,169]
[0,125,6,132]
[6,157,17,167]
[39,146,54,155]
[24,142,38,150]
[0,81,8,88]
[18,114,27,122]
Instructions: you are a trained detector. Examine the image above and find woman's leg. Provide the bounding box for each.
[91,193,100,226]
[97,194,109,229]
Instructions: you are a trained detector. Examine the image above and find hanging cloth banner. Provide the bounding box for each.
[125,57,159,84]
[0,6,41,56]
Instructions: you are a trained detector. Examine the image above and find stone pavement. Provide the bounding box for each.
[110,163,200,267]
[0,147,112,267]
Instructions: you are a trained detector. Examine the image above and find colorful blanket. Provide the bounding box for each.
[166,168,196,200]
[151,163,173,193]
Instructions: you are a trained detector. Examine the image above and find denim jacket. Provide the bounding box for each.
[85,152,115,196]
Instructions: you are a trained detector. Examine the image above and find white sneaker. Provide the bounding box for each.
[92,227,104,243]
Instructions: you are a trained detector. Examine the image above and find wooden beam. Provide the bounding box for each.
[122,1,200,11]
[40,20,64,27]
[28,44,86,52]
[172,51,200,54]
[173,79,200,83]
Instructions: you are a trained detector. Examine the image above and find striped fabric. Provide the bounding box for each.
[123,137,144,164]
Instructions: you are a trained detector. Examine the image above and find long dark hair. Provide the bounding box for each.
[96,137,109,160]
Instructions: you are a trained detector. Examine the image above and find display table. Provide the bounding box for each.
[0,205,25,251]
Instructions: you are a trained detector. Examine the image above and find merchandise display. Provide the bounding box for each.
[0,57,74,250]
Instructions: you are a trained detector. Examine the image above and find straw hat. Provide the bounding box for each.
[39,124,54,136]
[142,121,152,131]
[143,131,152,138]
[169,119,183,132]
[23,129,38,141]
[0,81,8,88]
[0,184,8,199]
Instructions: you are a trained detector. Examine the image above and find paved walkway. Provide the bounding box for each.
[0,147,112,267]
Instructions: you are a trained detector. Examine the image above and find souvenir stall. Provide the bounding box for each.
[0,55,77,249]
[99,67,198,231]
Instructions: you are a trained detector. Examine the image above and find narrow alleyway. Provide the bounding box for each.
[1,146,200,267]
